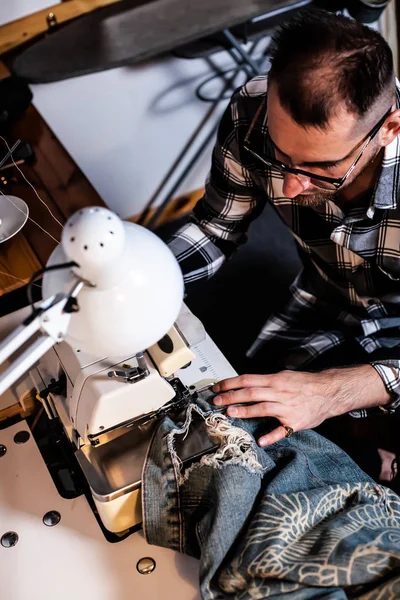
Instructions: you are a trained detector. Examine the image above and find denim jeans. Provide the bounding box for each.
[142,391,400,599]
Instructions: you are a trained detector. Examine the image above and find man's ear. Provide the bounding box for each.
[380,109,400,146]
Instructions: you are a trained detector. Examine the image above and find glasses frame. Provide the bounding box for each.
[244,105,393,190]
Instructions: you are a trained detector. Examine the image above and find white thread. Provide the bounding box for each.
[200,413,264,472]
[167,405,264,488]
[0,190,60,244]
[0,136,64,230]
[0,268,41,288]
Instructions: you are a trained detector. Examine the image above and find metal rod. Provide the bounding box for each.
[0,139,21,170]
[137,101,220,225]
[147,31,263,229]
[68,279,85,298]
[137,52,248,226]
[0,335,55,397]
[147,122,220,230]
[222,29,262,76]
[226,47,254,79]
[0,319,40,365]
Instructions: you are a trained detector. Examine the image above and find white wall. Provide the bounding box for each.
[0,0,244,218]
[31,56,233,218]
[0,0,50,22]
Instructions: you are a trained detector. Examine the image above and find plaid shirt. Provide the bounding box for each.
[169,75,400,416]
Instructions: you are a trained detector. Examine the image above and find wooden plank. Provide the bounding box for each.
[0,60,106,289]
[0,232,42,295]
[0,62,53,282]
[6,171,64,267]
[0,388,37,422]
[0,0,122,57]
[128,187,204,227]
[7,103,107,266]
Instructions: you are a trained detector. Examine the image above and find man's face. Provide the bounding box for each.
[266,83,381,206]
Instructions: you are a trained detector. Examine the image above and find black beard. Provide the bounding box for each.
[295,146,383,208]
[295,189,336,207]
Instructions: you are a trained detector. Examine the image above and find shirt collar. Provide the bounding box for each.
[366,80,400,217]
[367,133,400,217]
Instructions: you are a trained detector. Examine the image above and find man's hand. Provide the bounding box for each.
[213,365,390,447]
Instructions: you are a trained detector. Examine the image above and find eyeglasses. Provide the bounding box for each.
[244,104,392,191]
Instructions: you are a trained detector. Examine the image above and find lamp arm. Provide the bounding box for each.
[0,334,56,396]
[0,280,84,396]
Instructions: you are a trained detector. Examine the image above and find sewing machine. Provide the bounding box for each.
[0,206,236,599]
[29,303,235,533]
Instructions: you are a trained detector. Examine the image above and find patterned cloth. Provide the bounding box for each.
[143,392,400,599]
[168,75,400,415]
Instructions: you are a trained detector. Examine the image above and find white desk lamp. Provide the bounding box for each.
[0,206,184,396]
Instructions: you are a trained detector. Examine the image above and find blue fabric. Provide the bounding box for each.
[142,392,400,599]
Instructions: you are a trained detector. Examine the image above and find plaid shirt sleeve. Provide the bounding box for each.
[370,361,400,412]
[168,90,267,289]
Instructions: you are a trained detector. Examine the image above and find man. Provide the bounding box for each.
[168,10,400,481]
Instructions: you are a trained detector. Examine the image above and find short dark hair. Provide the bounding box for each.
[268,9,394,128]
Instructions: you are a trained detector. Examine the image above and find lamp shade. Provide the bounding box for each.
[42,207,184,357]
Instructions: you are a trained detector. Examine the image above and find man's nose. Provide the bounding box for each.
[282,173,311,198]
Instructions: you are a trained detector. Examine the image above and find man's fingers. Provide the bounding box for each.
[214,387,281,407]
[258,426,291,447]
[225,401,283,420]
[213,374,274,393]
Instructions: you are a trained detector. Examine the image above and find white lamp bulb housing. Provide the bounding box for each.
[43,207,184,357]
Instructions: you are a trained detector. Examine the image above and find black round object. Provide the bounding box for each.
[43,511,61,527]
[1,531,19,548]
[13,431,30,444]
[158,334,174,354]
